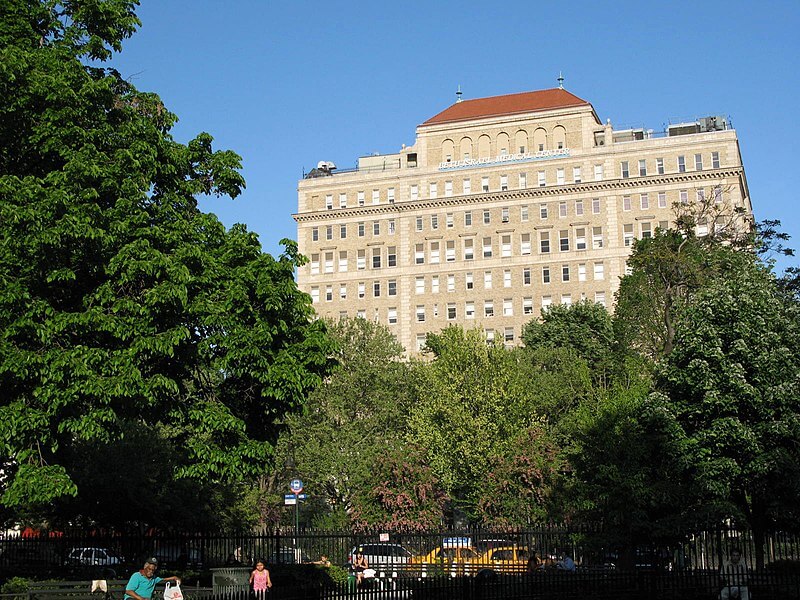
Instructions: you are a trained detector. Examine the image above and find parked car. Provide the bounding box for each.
[475,545,531,575]
[151,545,203,570]
[267,547,311,565]
[65,547,121,567]
[474,538,517,555]
[411,543,481,577]
[348,543,413,574]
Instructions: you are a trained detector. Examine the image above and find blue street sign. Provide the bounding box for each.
[290,479,303,493]
[284,493,308,505]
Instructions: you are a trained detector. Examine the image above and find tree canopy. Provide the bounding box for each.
[0,0,334,521]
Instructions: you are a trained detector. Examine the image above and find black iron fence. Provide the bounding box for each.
[1,525,798,599]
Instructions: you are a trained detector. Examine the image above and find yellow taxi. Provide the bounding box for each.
[475,545,532,574]
[410,538,481,577]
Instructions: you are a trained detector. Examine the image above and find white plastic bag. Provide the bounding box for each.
[164,582,183,600]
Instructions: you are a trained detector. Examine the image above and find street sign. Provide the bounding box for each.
[290,479,303,493]
[284,493,308,505]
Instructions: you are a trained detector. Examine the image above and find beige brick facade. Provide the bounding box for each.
[294,89,751,353]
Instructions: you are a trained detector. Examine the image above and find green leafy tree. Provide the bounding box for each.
[656,248,800,567]
[0,0,334,520]
[277,318,416,526]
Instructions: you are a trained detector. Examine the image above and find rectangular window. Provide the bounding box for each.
[521,205,529,221]
[387,187,395,203]
[388,279,397,296]
[559,230,570,252]
[447,274,455,293]
[373,221,380,236]
[357,249,366,270]
[416,216,423,232]
[338,251,348,272]
[519,172,527,189]
[464,211,472,226]
[503,269,511,288]
[658,192,667,208]
[410,185,418,201]
[325,194,333,210]
[415,243,424,264]
[595,291,606,307]
[520,233,531,256]
[523,267,531,285]
[481,177,489,192]
[358,191,365,206]
[562,294,572,306]
[500,175,508,191]
[623,196,632,211]
[340,224,347,239]
[677,155,686,173]
[592,198,601,214]
[504,327,514,344]
[557,168,565,185]
[573,166,582,183]
[429,182,437,199]
[523,297,533,315]
[542,295,552,310]
[339,193,347,208]
[339,284,347,299]
[578,263,586,282]
[326,225,333,240]
[562,264,570,282]
[372,248,381,269]
[465,272,474,290]
[624,223,634,247]
[310,287,319,303]
[446,240,455,262]
[621,161,630,178]
[416,305,425,322]
[695,153,703,171]
[501,235,512,257]
[358,222,365,237]
[447,303,456,320]
[311,227,319,242]
[542,266,550,284]
[559,202,567,218]
[680,190,689,204]
[540,231,550,253]
[372,189,380,204]
[640,193,649,210]
[639,159,647,177]
[501,207,509,223]
[324,251,334,273]
[373,281,381,297]
[503,299,513,316]
[656,157,665,174]
[464,238,474,260]
[431,214,438,230]
[594,261,604,280]
[575,199,584,216]
[712,151,720,169]
[538,171,546,187]
[463,178,471,194]
[415,276,425,295]
[310,253,319,275]
[430,241,440,264]
[446,213,454,228]
[483,210,491,224]
[358,282,365,299]
[713,186,723,204]
[483,237,492,258]
[575,228,587,250]
[594,164,603,181]
[388,307,397,324]
[641,222,652,238]
[484,300,494,318]
[387,246,396,267]
[540,203,548,219]
[592,226,603,249]
[484,271,492,289]
[465,301,475,319]
[444,180,453,197]
[388,220,395,234]
[431,275,439,294]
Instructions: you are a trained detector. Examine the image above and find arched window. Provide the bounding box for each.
[460,137,473,160]
[496,132,510,156]
[533,128,547,152]
[442,139,455,163]
[477,135,491,158]
[553,125,567,150]
[515,130,528,154]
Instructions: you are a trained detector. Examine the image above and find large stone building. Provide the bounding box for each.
[294,87,751,352]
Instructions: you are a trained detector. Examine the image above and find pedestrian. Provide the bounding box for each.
[124,558,180,600]
[720,547,749,600]
[249,559,272,597]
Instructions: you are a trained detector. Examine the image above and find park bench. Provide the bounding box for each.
[27,580,128,600]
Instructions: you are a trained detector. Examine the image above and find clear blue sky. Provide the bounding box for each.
[109,0,800,272]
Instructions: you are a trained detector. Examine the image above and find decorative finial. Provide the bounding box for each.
[557,72,564,89]
[456,85,463,103]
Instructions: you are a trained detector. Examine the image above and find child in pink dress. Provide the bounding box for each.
[249,560,272,596]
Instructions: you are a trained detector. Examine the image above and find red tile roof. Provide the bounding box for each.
[421,88,591,126]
